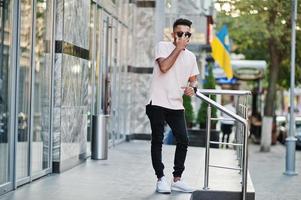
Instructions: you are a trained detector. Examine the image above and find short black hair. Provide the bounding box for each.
[173,18,192,29]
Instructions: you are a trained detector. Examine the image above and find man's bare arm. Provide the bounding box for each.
[156,49,181,73]
[157,38,188,73]
[188,76,198,87]
[183,75,198,97]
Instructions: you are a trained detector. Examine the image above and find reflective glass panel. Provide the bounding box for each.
[31,0,52,173]
[0,0,12,185]
[16,0,32,179]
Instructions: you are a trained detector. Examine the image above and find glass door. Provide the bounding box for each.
[110,19,120,145]
[101,13,113,145]
[88,3,103,155]
[0,0,53,193]
[91,9,123,147]
[16,0,53,186]
[116,24,127,143]
[31,0,52,178]
[88,2,96,156]
[101,12,111,117]
[15,0,33,184]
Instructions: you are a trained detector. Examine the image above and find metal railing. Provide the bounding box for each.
[196,89,251,200]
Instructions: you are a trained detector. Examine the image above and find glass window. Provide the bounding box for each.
[16,0,32,179]
[31,0,52,173]
[0,0,12,185]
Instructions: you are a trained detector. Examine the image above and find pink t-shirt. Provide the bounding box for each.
[147,41,200,110]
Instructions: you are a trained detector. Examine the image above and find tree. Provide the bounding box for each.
[197,61,217,129]
[216,0,301,151]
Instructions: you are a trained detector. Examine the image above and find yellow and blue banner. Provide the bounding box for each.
[210,25,233,79]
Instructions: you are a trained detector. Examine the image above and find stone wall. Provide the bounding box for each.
[53,0,91,172]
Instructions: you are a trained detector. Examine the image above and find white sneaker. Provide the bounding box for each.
[156,176,171,194]
[171,179,195,193]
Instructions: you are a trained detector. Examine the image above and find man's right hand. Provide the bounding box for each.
[175,37,189,50]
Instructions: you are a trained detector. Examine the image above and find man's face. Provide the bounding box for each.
[172,25,191,42]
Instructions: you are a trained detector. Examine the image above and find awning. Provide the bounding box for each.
[213,60,267,81]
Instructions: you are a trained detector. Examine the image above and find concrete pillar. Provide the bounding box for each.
[154,0,165,43]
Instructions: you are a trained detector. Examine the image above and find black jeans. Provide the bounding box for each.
[221,123,233,143]
[146,104,188,179]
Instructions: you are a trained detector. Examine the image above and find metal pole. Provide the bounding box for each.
[49,0,57,173]
[285,0,298,176]
[242,122,249,200]
[235,96,240,161]
[242,99,249,200]
[12,0,21,190]
[203,103,211,190]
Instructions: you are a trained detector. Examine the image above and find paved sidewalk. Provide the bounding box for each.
[0,140,249,200]
[248,143,301,200]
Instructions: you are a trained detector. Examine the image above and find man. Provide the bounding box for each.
[146,18,199,194]
[221,98,236,148]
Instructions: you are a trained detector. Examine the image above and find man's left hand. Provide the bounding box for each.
[182,87,195,97]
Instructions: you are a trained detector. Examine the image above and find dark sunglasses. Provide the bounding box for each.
[175,31,192,38]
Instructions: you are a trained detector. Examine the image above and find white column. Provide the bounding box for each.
[154,0,165,43]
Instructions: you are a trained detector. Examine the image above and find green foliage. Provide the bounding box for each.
[197,62,217,129]
[216,0,301,88]
[183,95,194,127]
[215,0,301,116]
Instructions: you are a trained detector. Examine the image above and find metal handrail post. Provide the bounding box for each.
[242,98,249,200]
[203,103,211,190]
[242,121,249,200]
[235,96,240,161]
[240,103,246,170]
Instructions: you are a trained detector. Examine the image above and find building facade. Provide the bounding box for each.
[0,0,212,196]
[0,0,145,195]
